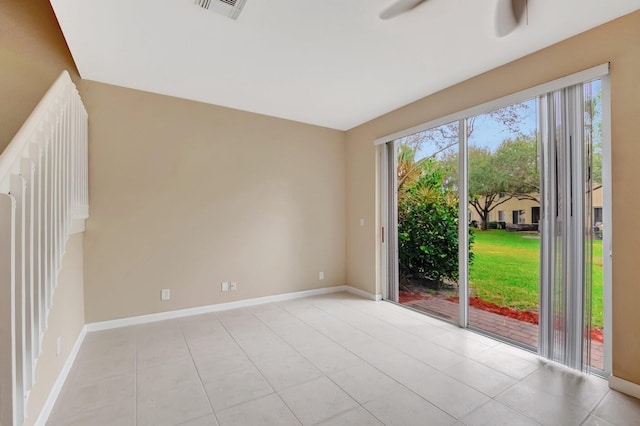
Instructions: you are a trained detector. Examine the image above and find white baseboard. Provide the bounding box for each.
[86,285,378,332]
[344,285,382,301]
[609,375,640,399]
[34,326,87,426]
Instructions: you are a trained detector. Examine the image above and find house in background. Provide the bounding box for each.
[469,186,603,230]
[2,0,640,424]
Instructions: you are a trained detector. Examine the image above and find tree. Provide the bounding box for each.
[585,88,603,185]
[494,134,540,201]
[468,134,539,230]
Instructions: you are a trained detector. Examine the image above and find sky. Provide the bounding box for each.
[408,78,601,161]
[409,98,538,161]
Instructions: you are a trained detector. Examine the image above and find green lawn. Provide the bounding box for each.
[469,230,603,328]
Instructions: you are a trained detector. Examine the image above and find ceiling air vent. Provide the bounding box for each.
[194,0,247,20]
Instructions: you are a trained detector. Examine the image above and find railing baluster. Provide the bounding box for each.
[0,193,17,426]
[42,135,51,324]
[9,175,26,426]
[30,143,43,359]
[20,158,35,392]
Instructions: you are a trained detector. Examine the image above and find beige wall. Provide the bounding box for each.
[25,235,85,426]
[80,81,347,322]
[1,1,86,424]
[346,11,640,385]
[0,0,78,151]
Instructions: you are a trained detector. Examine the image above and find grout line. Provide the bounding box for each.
[213,312,303,423]
[247,303,372,423]
[178,321,221,425]
[580,388,610,425]
[269,298,452,423]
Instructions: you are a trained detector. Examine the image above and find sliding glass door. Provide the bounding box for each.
[383,68,610,374]
[393,122,460,324]
[466,99,540,349]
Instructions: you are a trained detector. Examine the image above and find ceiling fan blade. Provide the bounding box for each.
[379,0,428,20]
[495,0,528,37]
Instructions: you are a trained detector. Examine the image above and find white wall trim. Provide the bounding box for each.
[609,376,640,400]
[86,285,380,332]
[345,285,382,301]
[33,326,87,426]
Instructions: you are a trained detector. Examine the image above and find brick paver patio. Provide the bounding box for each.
[403,296,604,371]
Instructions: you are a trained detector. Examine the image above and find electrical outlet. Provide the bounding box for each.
[56,336,62,357]
[161,288,170,301]
[319,271,324,280]
[230,282,237,291]
[221,282,229,292]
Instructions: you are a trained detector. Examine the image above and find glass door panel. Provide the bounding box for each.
[584,79,605,371]
[395,122,460,324]
[466,99,540,348]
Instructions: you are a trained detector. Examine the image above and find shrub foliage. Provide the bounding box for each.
[398,158,473,286]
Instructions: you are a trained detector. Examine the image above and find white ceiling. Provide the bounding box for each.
[50,0,640,131]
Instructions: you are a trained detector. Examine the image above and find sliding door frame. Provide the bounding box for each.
[376,64,611,374]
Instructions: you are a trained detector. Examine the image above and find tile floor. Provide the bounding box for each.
[403,296,605,370]
[47,292,640,426]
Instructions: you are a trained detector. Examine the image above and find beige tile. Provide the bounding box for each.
[315,406,383,426]
[216,393,300,426]
[364,386,456,426]
[203,365,274,411]
[187,334,242,362]
[235,335,298,362]
[135,321,185,345]
[137,356,200,395]
[297,342,365,374]
[497,381,590,426]
[179,314,227,341]
[329,364,406,404]
[580,415,618,426]
[47,399,135,426]
[432,329,495,356]
[279,376,358,425]
[82,328,136,347]
[275,323,336,349]
[194,352,254,384]
[70,347,135,385]
[78,331,136,360]
[136,339,192,368]
[470,346,541,379]
[393,337,467,371]
[443,359,518,397]
[255,354,322,391]
[405,367,491,419]
[461,400,540,426]
[178,415,219,425]
[137,383,213,426]
[52,373,135,420]
[521,362,609,411]
[592,390,640,426]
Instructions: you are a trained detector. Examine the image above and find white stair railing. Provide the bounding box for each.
[0,71,88,426]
